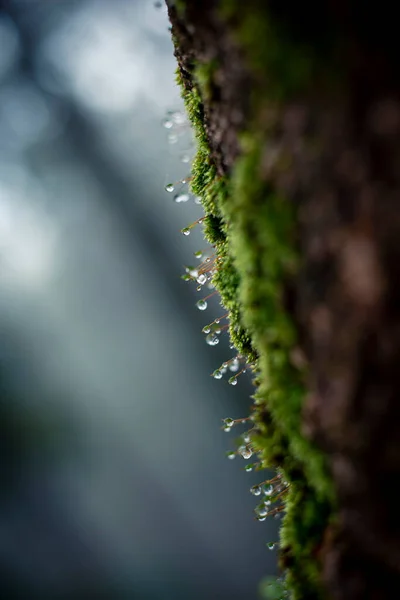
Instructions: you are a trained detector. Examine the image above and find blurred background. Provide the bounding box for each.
[0,1,278,598]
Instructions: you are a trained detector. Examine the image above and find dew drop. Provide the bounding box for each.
[267,542,276,550]
[228,376,238,386]
[226,451,236,460]
[213,369,223,379]
[223,418,234,428]
[206,333,219,346]
[250,485,262,496]
[168,133,178,144]
[244,464,254,472]
[174,193,190,203]
[196,299,208,311]
[263,484,274,496]
[197,274,207,285]
[182,227,191,236]
[229,358,240,372]
[194,196,202,205]
[163,118,173,129]
[243,433,251,444]
[202,325,211,334]
[258,507,268,518]
[256,515,266,522]
[240,447,253,460]
[181,154,190,164]
[223,426,231,433]
[165,183,175,192]
[194,250,203,259]
[181,274,191,282]
[172,111,186,125]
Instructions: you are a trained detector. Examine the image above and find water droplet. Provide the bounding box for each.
[174,193,190,203]
[274,513,282,520]
[215,328,222,335]
[229,358,240,372]
[197,274,207,285]
[205,257,211,263]
[240,447,253,459]
[267,542,276,551]
[264,500,271,507]
[223,418,234,428]
[226,451,236,460]
[256,515,266,522]
[229,344,235,350]
[163,118,173,129]
[194,196,202,205]
[202,325,211,334]
[172,111,186,125]
[228,376,237,386]
[194,250,203,259]
[213,369,223,379]
[165,183,175,192]
[244,464,254,472]
[258,506,268,518]
[250,485,262,496]
[206,333,219,346]
[181,274,191,282]
[168,132,178,144]
[215,319,220,324]
[243,433,251,443]
[223,426,231,432]
[196,299,208,311]
[220,366,227,374]
[263,484,274,496]
[181,154,190,164]
[182,227,191,236]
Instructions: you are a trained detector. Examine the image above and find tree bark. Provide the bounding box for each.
[167,2,400,598]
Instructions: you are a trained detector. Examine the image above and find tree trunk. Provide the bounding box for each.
[167,2,400,598]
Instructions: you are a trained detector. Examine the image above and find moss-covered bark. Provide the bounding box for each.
[166,2,400,599]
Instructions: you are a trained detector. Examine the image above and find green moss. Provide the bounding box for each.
[171,4,338,598]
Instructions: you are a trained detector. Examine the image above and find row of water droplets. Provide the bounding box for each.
[163,107,286,555]
[222,417,289,531]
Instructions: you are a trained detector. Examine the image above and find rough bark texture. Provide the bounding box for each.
[168,2,400,598]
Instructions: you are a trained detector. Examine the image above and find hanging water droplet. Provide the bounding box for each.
[223,426,231,432]
[256,515,266,522]
[194,250,203,259]
[244,463,254,472]
[229,344,235,350]
[220,366,227,374]
[202,325,211,334]
[274,513,282,520]
[223,418,234,428]
[263,484,274,496]
[215,328,222,335]
[196,299,208,311]
[257,506,268,518]
[226,451,236,460]
[182,228,191,236]
[213,369,223,379]
[172,111,186,125]
[197,274,207,285]
[228,376,238,386]
[240,447,253,460]
[165,183,175,192]
[194,196,202,205]
[168,132,178,144]
[229,358,240,372]
[174,193,190,203]
[207,282,215,290]
[206,333,219,346]
[243,433,251,444]
[264,499,271,507]
[163,118,173,129]
[267,542,276,550]
[215,319,220,324]
[181,154,190,164]
[250,485,262,496]
[181,273,191,282]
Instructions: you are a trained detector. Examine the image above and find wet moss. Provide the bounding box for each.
[170,2,337,598]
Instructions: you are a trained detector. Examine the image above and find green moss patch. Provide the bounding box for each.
[169,2,338,598]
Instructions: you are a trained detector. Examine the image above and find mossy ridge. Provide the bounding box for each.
[172,4,337,597]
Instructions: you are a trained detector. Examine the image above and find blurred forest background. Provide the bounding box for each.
[0,0,278,598]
